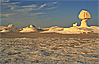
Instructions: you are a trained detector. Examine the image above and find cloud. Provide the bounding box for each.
[14,8,32,12]
[13,3,48,12]
[38,3,57,10]
[10,2,20,4]
[2,2,20,5]
[2,2,20,10]
[10,6,15,10]
[29,12,46,16]
[48,2,58,6]
[10,5,19,10]
[1,1,57,18]
[53,2,57,4]
[13,12,46,17]
[1,13,16,17]
[40,4,47,8]
[47,7,56,10]
[2,1,57,13]
[22,4,37,8]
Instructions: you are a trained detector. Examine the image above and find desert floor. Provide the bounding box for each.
[0,32,99,38]
[0,33,99,63]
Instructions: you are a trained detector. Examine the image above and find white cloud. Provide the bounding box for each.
[10,5,19,10]
[14,3,48,12]
[53,2,57,4]
[10,6,15,10]
[13,12,46,17]
[40,4,47,8]
[2,2,20,5]
[2,2,57,13]
[22,4,37,8]
[14,8,32,12]
[47,7,56,10]
[10,2,20,4]
[29,12,46,16]
[1,13,16,17]
[1,2,57,18]
[2,2,20,10]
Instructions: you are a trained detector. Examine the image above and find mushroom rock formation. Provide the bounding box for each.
[78,10,91,27]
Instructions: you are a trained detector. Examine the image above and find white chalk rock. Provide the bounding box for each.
[0,29,10,32]
[20,26,37,32]
[73,23,77,27]
[8,24,14,28]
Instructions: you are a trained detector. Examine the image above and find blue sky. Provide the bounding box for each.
[1,0,98,28]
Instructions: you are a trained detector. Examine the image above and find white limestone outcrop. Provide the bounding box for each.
[20,25,37,32]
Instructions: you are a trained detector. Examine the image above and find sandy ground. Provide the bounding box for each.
[0,33,99,63]
[0,32,99,38]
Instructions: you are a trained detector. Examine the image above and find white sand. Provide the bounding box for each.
[0,37,99,63]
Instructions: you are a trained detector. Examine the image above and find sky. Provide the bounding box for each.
[0,0,98,28]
